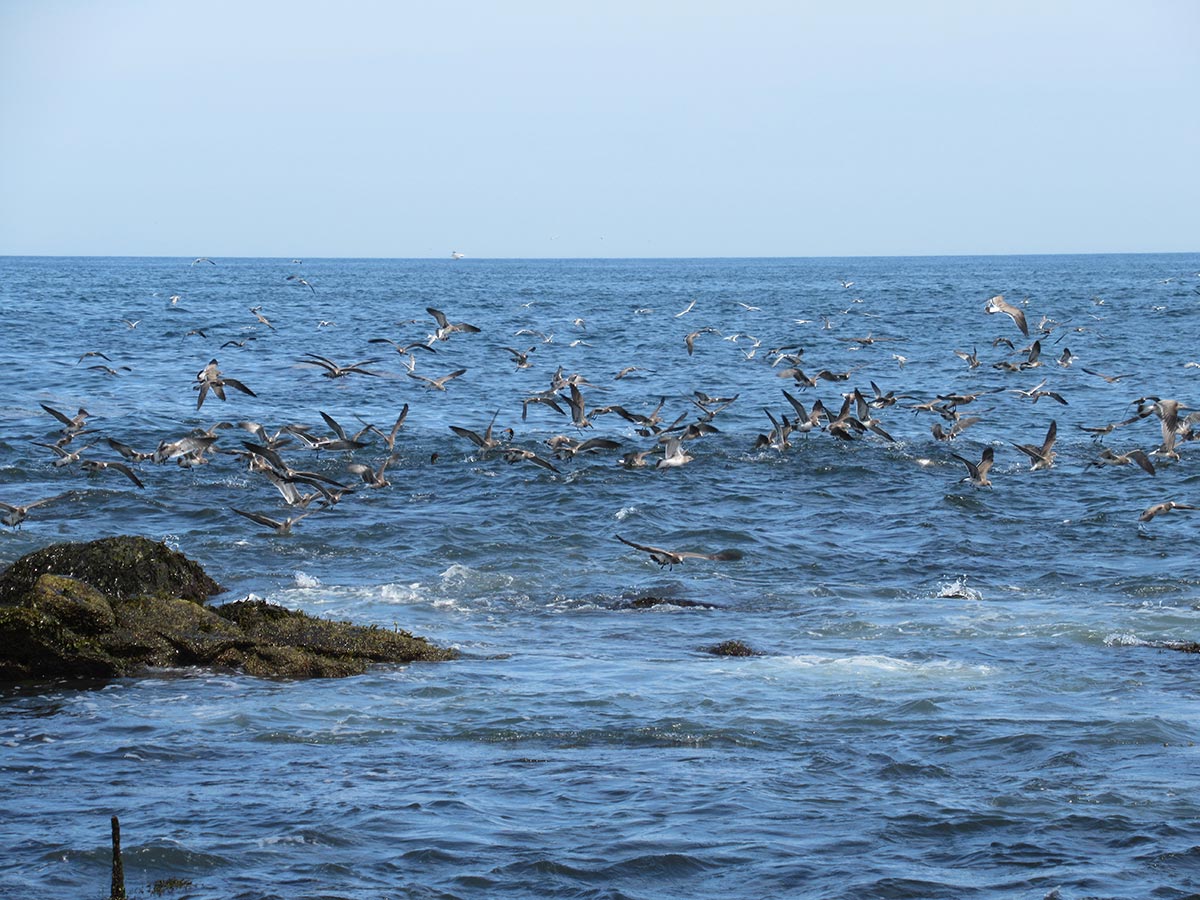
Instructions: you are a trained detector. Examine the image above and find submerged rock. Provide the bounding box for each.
[703,640,761,657]
[617,595,719,610]
[1153,640,1200,655]
[0,536,456,681]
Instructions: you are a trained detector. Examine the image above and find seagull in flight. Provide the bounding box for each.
[1139,501,1199,523]
[984,294,1029,337]
[0,493,69,528]
[1012,420,1058,470]
[408,367,467,391]
[616,534,743,569]
[949,446,995,488]
[231,507,313,534]
[191,257,216,266]
[250,306,277,330]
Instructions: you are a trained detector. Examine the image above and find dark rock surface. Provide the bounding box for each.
[0,537,456,681]
[703,639,761,657]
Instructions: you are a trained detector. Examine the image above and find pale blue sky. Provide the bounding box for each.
[1,1,1197,258]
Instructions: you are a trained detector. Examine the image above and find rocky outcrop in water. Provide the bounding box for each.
[0,536,456,681]
[703,639,761,657]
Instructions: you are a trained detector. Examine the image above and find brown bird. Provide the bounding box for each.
[80,459,145,488]
[195,359,257,410]
[1139,501,1199,523]
[1080,367,1133,384]
[953,348,980,368]
[450,412,512,454]
[932,416,980,441]
[286,275,315,293]
[684,327,717,356]
[427,307,481,342]
[250,306,277,329]
[1012,420,1058,470]
[0,493,69,528]
[408,368,467,391]
[230,507,313,534]
[949,446,995,488]
[616,534,743,568]
[346,455,396,488]
[299,353,382,379]
[502,346,536,369]
[1090,448,1156,476]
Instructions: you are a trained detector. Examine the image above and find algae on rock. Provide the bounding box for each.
[0,536,456,681]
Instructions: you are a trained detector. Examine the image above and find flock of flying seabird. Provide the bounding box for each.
[4,262,1200,571]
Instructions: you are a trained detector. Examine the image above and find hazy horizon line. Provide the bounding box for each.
[2,249,1198,262]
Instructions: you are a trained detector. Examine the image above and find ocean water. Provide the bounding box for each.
[1,253,1199,899]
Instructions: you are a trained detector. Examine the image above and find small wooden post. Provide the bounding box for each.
[110,815,125,900]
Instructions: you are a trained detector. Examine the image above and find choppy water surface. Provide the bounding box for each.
[1,254,1199,899]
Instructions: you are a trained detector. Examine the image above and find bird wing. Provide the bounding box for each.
[231,508,281,529]
[1003,301,1029,336]
[1041,420,1058,454]
[320,411,348,440]
[1128,449,1156,476]
[616,534,670,556]
[976,447,996,477]
[450,426,485,448]
[389,405,410,442]
[222,378,256,397]
[677,548,744,562]
[40,403,75,425]
[108,461,145,488]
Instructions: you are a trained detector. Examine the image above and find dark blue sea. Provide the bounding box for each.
[2,254,1199,899]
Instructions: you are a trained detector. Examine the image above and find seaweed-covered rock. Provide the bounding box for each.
[0,596,124,680]
[0,537,456,681]
[28,575,117,634]
[703,639,761,657]
[0,536,220,604]
[1152,640,1200,654]
[211,599,456,677]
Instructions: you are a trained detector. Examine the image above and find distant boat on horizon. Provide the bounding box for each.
[450,251,465,260]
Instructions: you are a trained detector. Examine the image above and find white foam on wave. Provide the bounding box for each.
[440,564,472,583]
[379,582,425,604]
[293,571,320,588]
[1104,632,1151,647]
[934,576,983,601]
[778,653,994,679]
[439,563,515,591]
[615,505,637,521]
